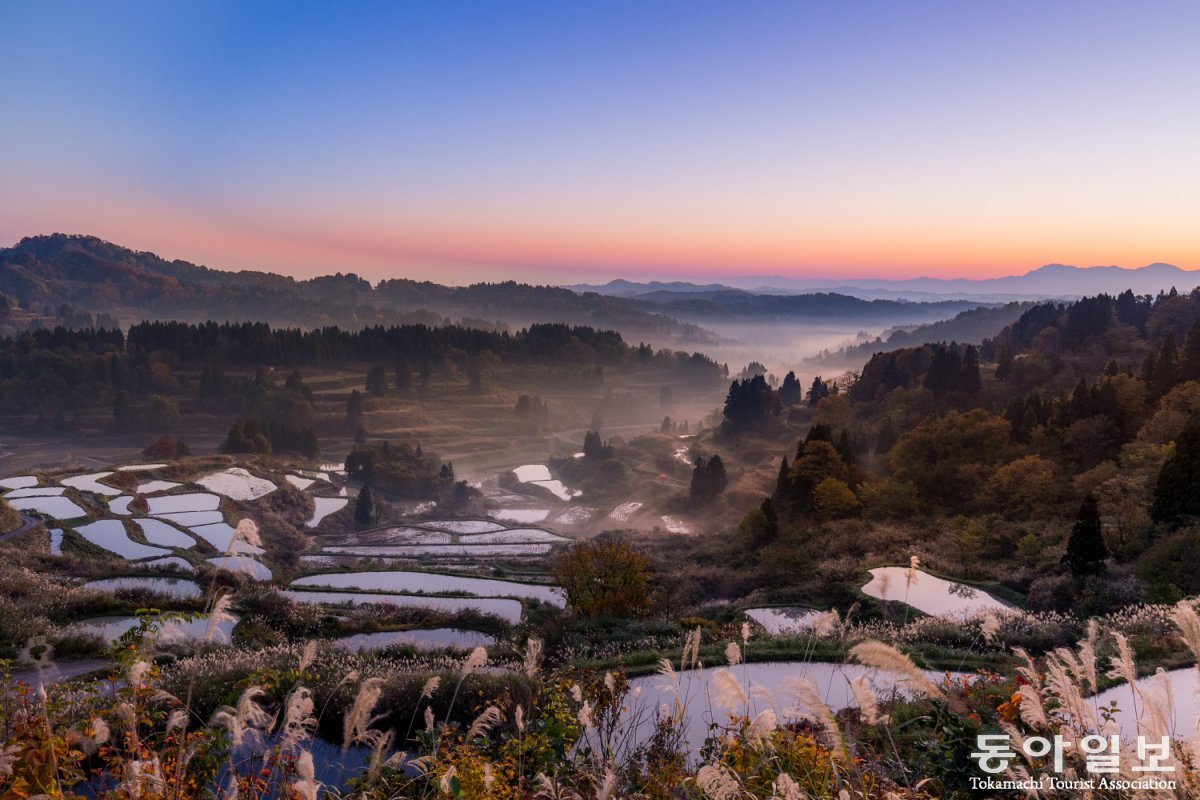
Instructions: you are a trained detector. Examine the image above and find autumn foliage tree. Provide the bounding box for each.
[889,409,1012,508]
[552,539,651,618]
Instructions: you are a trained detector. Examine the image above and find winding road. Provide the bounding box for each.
[0,512,40,543]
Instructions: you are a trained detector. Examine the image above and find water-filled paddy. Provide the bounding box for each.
[307,497,348,527]
[860,567,1009,617]
[189,522,264,554]
[60,471,122,496]
[416,519,506,534]
[457,529,566,544]
[323,543,553,557]
[10,496,87,519]
[208,555,273,580]
[147,493,221,514]
[333,628,496,653]
[0,475,40,490]
[490,508,550,524]
[745,607,821,635]
[360,527,453,545]
[66,614,238,644]
[512,465,580,500]
[283,590,523,623]
[154,510,224,527]
[285,475,315,490]
[513,464,552,482]
[133,518,197,548]
[627,660,961,755]
[1093,668,1200,740]
[76,519,171,560]
[5,486,65,498]
[83,576,202,599]
[196,468,277,501]
[292,571,564,606]
[137,480,181,494]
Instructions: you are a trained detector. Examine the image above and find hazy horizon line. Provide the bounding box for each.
[6,231,1200,290]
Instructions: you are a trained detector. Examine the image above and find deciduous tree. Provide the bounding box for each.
[552,539,650,618]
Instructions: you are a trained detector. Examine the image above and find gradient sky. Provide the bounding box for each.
[2,1,1199,283]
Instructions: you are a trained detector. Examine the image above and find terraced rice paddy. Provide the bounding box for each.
[82,576,202,600]
[133,518,197,548]
[9,495,87,519]
[324,543,554,557]
[292,570,565,606]
[60,472,122,496]
[283,590,523,623]
[0,475,40,490]
[744,607,821,635]
[490,508,550,523]
[66,614,238,643]
[147,493,221,514]
[307,497,348,527]
[196,468,277,501]
[860,566,1009,617]
[333,628,496,653]
[5,486,65,498]
[75,519,172,560]
[208,555,273,580]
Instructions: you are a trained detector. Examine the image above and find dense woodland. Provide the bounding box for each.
[0,320,727,424]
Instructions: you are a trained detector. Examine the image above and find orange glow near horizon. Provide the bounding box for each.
[9,189,1197,285]
[5,4,1200,285]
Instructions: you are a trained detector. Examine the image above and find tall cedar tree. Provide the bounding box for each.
[723,375,780,426]
[1065,494,1107,576]
[1152,420,1200,524]
[690,455,728,503]
[759,497,779,543]
[1184,322,1200,381]
[779,371,802,406]
[807,376,831,407]
[1152,334,1179,396]
[961,345,982,397]
[772,456,790,505]
[366,364,389,396]
[354,486,376,524]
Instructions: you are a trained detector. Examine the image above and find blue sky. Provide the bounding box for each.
[2,1,1198,282]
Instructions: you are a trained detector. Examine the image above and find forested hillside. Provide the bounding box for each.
[699,286,1200,617]
[805,300,1040,367]
[0,320,727,427]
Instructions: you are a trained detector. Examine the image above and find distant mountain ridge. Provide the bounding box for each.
[3,234,1009,342]
[573,262,1200,302]
[0,234,710,342]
